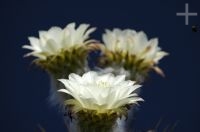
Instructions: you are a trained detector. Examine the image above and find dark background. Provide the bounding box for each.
[1,0,200,131]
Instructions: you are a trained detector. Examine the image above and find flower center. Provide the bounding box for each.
[97,81,110,88]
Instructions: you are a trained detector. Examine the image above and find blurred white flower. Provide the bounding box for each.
[95,66,131,79]
[23,23,96,60]
[58,71,143,113]
[102,29,168,64]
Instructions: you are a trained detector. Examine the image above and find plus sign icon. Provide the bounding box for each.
[176,3,198,25]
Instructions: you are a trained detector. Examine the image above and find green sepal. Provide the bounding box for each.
[33,45,90,79]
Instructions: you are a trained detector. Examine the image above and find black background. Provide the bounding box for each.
[1,0,200,131]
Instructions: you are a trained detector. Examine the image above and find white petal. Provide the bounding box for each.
[113,75,126,85]
[82,71,98,84]
[22,45,36,51]
[83,27,96,40]
[154,51,169,63]
[69,73,84,84]
[58,89,71,95]
[28,37,41,50]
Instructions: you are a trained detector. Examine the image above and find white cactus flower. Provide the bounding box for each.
[23,23,96,60]
[58,71,143,113]
[102,28,168,64]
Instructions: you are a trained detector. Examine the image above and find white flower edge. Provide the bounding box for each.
[22,22,96,60]
[58,71,144,113]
